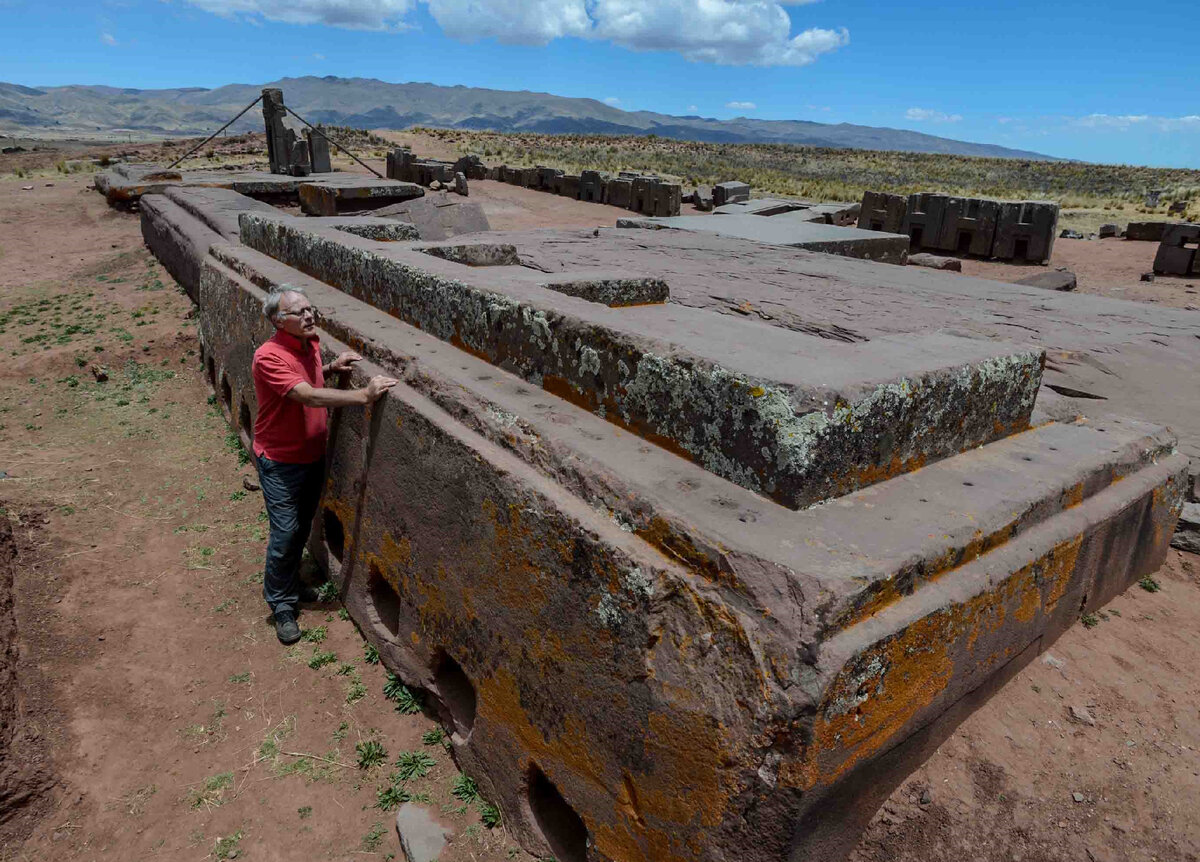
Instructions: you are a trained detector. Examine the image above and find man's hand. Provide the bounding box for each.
[363,375,398,404]
[327,351,362,375]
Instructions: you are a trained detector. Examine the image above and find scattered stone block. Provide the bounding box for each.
[306,129,332,174]
[694,187,714,212]
[452,154,487,180]
[1016,270,1077,291]
[1098,223,1119,238]
[1153,223,1200,276]
[298,176,424,216]
[993,200,1059,264]
[936,196,1000,256]
[372,191,490,241]
[606,178,632,209]
[858,191,907,233]
[712,181,750,206]
[909,253,962,271]
[580,170,608,203]
[1126,221,1176,242]
[558,174,581,200]
[1060,229,1084,239]
[901,192,948,252]
[1141,271,1156,282]
[1171,501,1200,554]
[453,172,468,197]
[394,803,453,862]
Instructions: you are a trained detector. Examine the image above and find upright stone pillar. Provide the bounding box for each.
[261,88,291,175]
[307,129,332,173]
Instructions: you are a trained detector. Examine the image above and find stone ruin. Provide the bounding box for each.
[90,152,1199,862]
[262,88,332,177]
[1153,223,1200,277]
[858,191,1059,264]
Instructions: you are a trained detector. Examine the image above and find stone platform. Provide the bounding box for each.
[618,213,909,264]
[94,162,423,211]
[132,191,1190,862]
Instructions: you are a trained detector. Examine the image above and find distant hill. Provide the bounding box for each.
[0,75,1059,160]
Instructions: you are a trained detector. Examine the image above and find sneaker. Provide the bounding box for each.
[274,609,301,644]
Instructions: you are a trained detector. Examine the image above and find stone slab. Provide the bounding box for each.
[713,181,750,206]
[1016,270,1077,291]
[196,237,1185,862]
[621,213,909,264]
[371,191,491,241]
[1153,223,1200,276]
[858,191,907,233]
[239,213,1041,510]
[1126,221,1180,242]
[298,176,424,216]
[394,804,453,862]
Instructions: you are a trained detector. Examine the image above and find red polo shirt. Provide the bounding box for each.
[251,330,327,464]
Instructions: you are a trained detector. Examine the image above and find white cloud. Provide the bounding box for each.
[312,52,325,59]
[1069,113,1200,133]
[603,96,621,106]
[183,0,848,65]
[726,100,757,111]
[906,107,962,123]
[100,31,118,45]
[687,104,698,112]
[184,0,416,30]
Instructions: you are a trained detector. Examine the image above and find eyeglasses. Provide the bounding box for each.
[279,306,320,320]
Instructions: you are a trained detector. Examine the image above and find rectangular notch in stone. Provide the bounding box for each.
[538,275,669,307]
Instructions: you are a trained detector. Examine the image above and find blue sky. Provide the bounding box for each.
[2,0,1198,167]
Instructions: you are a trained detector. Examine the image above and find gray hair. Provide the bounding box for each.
[262,284,307,321]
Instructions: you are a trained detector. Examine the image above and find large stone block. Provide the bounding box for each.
[306,129,332,174]
[193,232,1184,862]
[239,213,1042,510]
[1153,223,1200,276]
[651,182,682,217]
[371,191,491,241]
[713,181,750,206]
[297,176,424,216]
[606,178,632,209]
[901,192,948,252]
[992,200,1059,264]
[580,170,608,203]
[936,196,1000,256]
[858,191,907,233]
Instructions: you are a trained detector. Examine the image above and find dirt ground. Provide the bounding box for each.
[1,154,1199,862]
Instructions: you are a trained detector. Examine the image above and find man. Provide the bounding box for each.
[252,285,397,644]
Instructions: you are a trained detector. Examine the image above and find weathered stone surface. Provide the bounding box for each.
[993,200,1059,264]
[1153,223,1200,276]
[1098,223,1119,238]
[306,129,332,173]
[1016,270,1077,292]
[298,176,424,216]
[1126,221,1177,242]
[453,172,468,196]
[1171,502,1200,554]
[130,183,1191,862]
[239,213,1041,510]
[394,803,453,862]
[713,181,750,206]
[371,191,491,241]
[858,191,907,233]
[936,196,1001,256]
[195,235,1184,862]
[625,213,910,265]
[908,253,962,271]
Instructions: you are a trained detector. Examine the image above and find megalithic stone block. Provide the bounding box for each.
[936,197,1000,256]
[193,231,1185,862]
[992,200,1059,264]
[652,182,682,217]
[558,174,581,200]
[261,88,292,175]
[858,191,908,233]
[306,129,332,174]
[606,178,632,209]
[238,213,1047,510]
[901,193,948,252]
[288,140,311,177]
[713,181,750,206]
[1153,223,1200,276]
[580,170,607,203]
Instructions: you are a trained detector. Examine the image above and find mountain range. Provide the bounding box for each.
[0,76,1057,160]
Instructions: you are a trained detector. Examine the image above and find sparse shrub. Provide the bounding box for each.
[355,739,388,769]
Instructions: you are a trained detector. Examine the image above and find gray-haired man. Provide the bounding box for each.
[251,286,397,643]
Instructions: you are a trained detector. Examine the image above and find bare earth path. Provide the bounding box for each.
[0,166,1197,862]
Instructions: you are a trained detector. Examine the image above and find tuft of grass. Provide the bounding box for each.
[187,771,233,809]
[422,727,447,747]
[307,648,337,670]
[212,830,244,860]
[298,805,312,819]
[376,782,411,812]
[316,580,339,602]
[1139,576,1161,593]
[360,821,387,852]
[301,625,327,644]
[1081,612,1100,629]
[479,801,502,828]
[393,750,436,781]
[355,739,388,769]
[383,672,423,714]
[451,773,479,804]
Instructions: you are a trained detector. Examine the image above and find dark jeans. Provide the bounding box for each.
[257,454,325,615]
